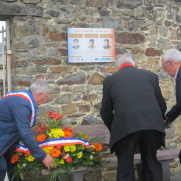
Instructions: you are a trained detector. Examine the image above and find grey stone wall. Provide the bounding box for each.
[1,0,181,179]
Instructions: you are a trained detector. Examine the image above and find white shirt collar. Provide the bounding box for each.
[175,68,179,79]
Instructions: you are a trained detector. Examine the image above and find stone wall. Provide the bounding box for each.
[1,0,181,179]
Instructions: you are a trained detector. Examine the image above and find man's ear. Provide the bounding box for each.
[37,92,43,97]
[169,60,173,64]
[116,66,119,71]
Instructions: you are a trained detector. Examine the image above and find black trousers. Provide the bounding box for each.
[0,145,22,181]
[179,150,181,164]
[114,130,164,181]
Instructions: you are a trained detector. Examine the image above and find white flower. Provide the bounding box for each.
[22,163,27,168]
[90,155,93,160]
[63,154,70,159]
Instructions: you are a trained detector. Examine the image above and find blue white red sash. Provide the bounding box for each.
[15,138,92,153]
[3,90,37,127]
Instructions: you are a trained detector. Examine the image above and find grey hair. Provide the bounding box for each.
[30,80,50,95]
[115,53,135,68]
[162,49,181,63]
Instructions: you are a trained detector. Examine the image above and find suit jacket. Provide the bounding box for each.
[100,66,166,153]
[0,91,46,161]
[166,66,181,121]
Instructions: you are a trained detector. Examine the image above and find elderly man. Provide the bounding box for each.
[100,54,166,181]
[0,80,54,181]
[161,49,181,162]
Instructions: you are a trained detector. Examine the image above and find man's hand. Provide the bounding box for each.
[42,154,54,169]
[178,133,181,143]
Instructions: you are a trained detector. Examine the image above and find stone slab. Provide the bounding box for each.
[0,2,42,16]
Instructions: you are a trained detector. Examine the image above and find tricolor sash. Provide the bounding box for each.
[3,90,37,127]
[15,138,92,153]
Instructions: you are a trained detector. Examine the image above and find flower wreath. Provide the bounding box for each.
[10,110,107,181]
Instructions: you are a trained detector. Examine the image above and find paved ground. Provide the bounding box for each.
[170,171,181,181]
[4,171,181,181]
[135,171,181,181]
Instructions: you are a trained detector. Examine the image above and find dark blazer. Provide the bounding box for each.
[100,66,167,153]
[0,92,46,161]
[166,67,181,121]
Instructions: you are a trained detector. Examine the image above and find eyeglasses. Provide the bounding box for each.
[162,61,170,69]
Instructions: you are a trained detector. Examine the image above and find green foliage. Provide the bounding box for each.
[76,131,89,140]
[45,113,49,118]
[164,117,172,129]
[46,167,71,181]
[47,119,64,130]
[75,163,80,169]
[89,136,105,144]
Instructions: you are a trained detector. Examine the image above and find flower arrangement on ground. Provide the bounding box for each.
[10,110,107,181]
[164,117,172,129]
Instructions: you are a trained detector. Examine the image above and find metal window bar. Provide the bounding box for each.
[0,25,7,99]
[6,20,11,94]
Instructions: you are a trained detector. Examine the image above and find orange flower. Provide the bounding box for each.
[55,145,62,150]
[84,135,89,140]
[94,143,103,152]
[25,150,30,157]
[11,154,19,164]
[66,157,72,163]
[36,134,47,142]
[64,131,72,138]
[50,148,61,157]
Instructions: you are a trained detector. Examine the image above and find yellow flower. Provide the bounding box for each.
[17,164,21,169]
[60,159,65,164]
[50,128,64,138]
[81,145,85,150]
[18,152,23,156]
[77,152,82,159]
[92,145,95,149]
[27,155,35,162]
[70,145,76,153]
[43,147,54,154]
[64,145,70,152]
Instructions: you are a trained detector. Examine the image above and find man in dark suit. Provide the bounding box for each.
[100,54,166,181]
[161,49,181,162]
